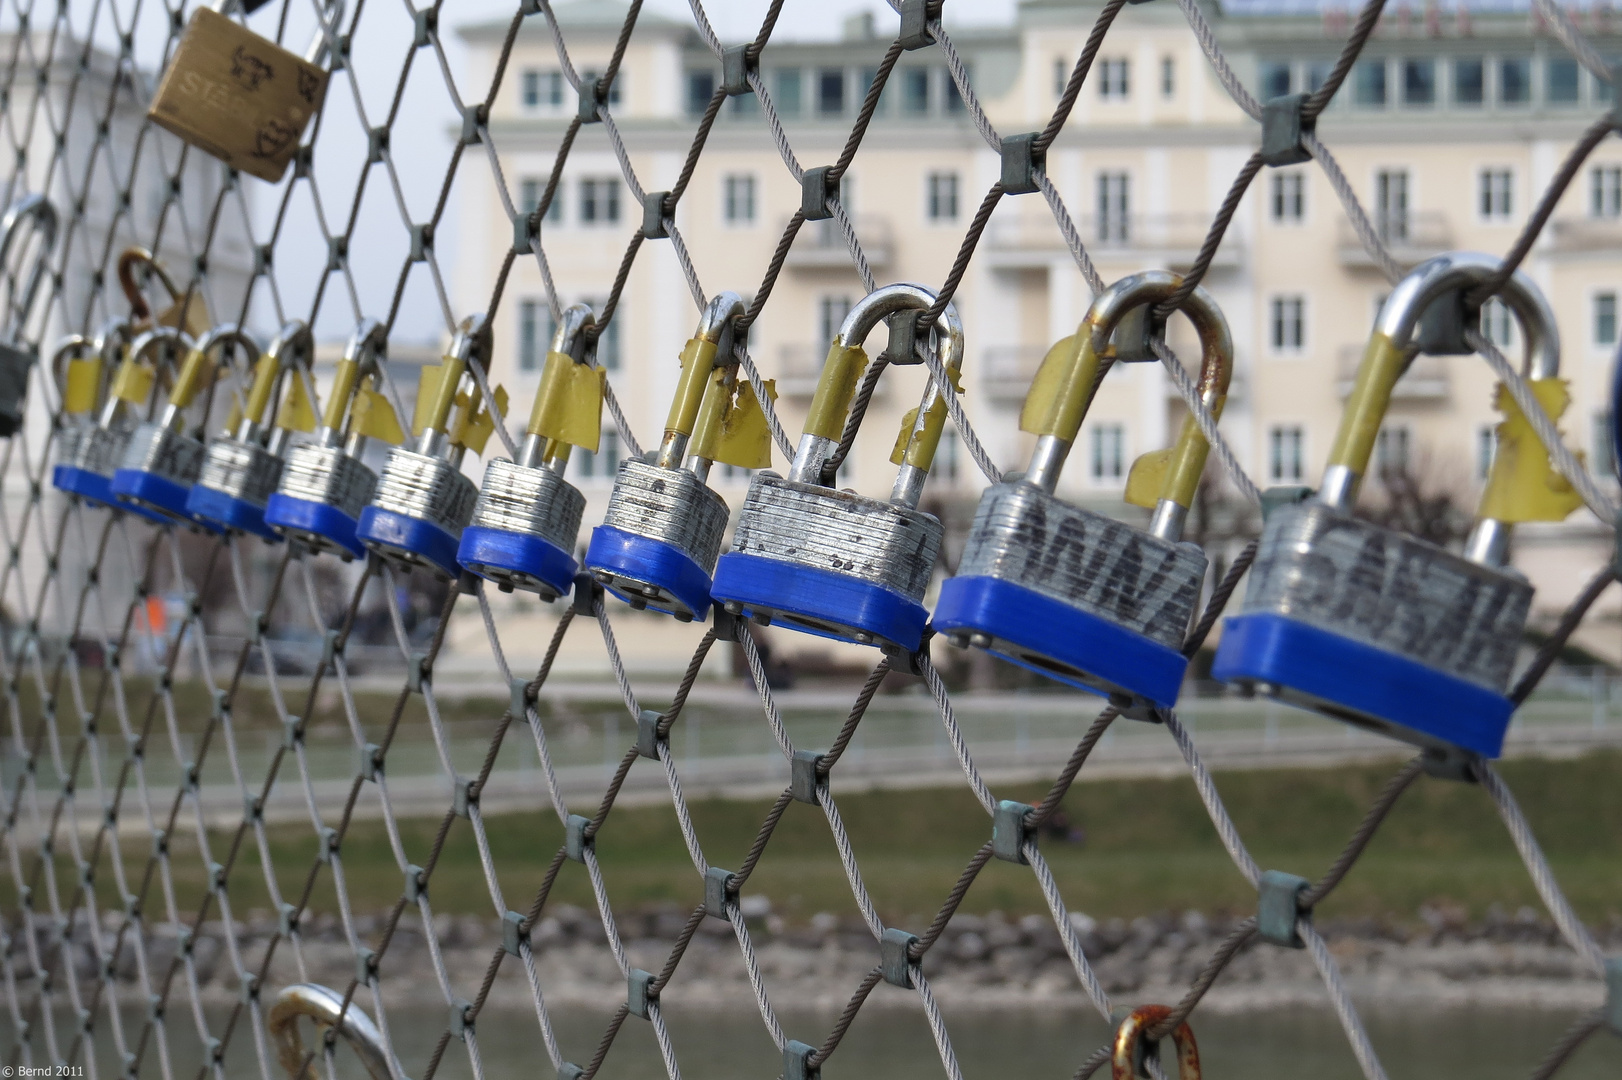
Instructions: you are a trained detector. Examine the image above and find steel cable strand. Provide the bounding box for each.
[1527,1007,1607,1080]
[1510,566,1616,706]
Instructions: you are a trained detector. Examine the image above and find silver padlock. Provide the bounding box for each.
[187,321,317,539]
[457,304,596,600]
[53,319,142,512]
[266,319,402,561]
[358,313,493,580]
[584,292,747,622]
[111,325,259,531]
[1213,251,1578,760]
[0,194,59,436]
[934,271,1233,715]
[710,283,963,654]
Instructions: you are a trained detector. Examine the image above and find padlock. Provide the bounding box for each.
[111,325,260,531]
[358,313,501,580]
[1212,252,1577,759]
[265,319,402,560]
[933,271,1232,714]
[147,0,338,184]
[49,330,164,523]
[583,292,755,622]
[709,283,963,653]
[187,321,318,539]
[1112,1005,1200,1080]
[0,194,59,436]
[457,304,598,601]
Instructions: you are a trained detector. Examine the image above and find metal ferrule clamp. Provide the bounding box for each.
[358,313,490,579]
[186,321,316,539]
[934,271,1232,715]
[265,319,396,560]
[457,305,595,600]
[584,292,745,622]
[710,283,963,654]
[1213,252,1572,759]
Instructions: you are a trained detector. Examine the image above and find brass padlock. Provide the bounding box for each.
[116,248,209,339]
[147,1,339,183]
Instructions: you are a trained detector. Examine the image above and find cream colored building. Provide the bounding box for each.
[449,0,1622,676]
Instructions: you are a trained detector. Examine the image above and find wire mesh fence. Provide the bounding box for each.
[0,0,1619,1078]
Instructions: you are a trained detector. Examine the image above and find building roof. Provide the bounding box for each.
[457,0,689,41]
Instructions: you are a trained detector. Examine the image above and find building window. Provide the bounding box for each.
[1161,56,1175,97]
[944,65,967,113]
[1594,412,1615,479]
[724,174,756,224]
[520,69,560,108]
[1477,424,1496,480]
[1591,166,1622,218]
[1354,60,1387,106]
[1096,172,1130,245]
[1269,425,1305,483]
[579,178,620,225]
[1099,58,1130,100]
[1548,57,1580,105]
[518,299,545,373]
[1500,57,1532,104]
[1307,61,1332,93]
[1481,297,1516,348]
[817,68,845,114]
[1596,292,1618,346]
[775,68,802,115]
[585,300,621,371]
[818,295,852,355]
[1090,423,1125,482]
[1478,168,1512,221]
[927,172,959,222]
[1374,425,1410,478]
[1454,57,1485,105]
[1270,295,1306,352]
[520,177,563,223]
[687,70,715,115]
[1054,57,1069,98]
[937,429,961,485]
[1375,169,1409,243]
[1259,60,1291,100]
[1271,172,1305,222]
[576,430,621,481]
[901,67,930,114]
[1402,58,1436,106]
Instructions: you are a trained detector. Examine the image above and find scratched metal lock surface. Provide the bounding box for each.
[957,481,1206,653]
[120,423,206,491]
[67,420,135,479]
[196,437,284,506]
[599,457,730,575]
[146,8,329,184]
[467,457,584,556]
[1241,500,1531,691]
[729,472,942,602]
[278,444,376,519]
[372,448,479,547]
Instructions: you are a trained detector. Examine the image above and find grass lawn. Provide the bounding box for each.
[83,748,1622,931]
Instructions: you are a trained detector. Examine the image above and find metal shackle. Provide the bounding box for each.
[115,247,188,326]
[0,194,58,339]
[106,324,193,423]
[1323,251,1559,563]
[159,324,262,432]
[1111,1005,1200,1080]
[241,320,316,449]
[267,982,392,1080]
[1021,271,1232,537]
[658,290,745,477]
[318,318,389,451]
[417,312,491,461]
[789,282,964,507]
[518,302,595,470]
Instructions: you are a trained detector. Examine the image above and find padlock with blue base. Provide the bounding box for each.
[50,325,165,524]
[933,271,1231,715]
[266,319,400,561]
[458,305,595,601]
[358,313,498,580]
[186,321,317,540]
[1213,252,1579,760]
[585,291,772,622]
[711,283,962,654]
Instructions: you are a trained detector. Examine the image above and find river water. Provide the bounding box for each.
[41,1002,1618,1078]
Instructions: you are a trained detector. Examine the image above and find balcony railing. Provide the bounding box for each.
[1336,211,1451,269]
[981,345,1048,400]
[984,214,1242,268]
[783,216,893,270]
[1336,346,1451,400]
[1546,216,1622,253]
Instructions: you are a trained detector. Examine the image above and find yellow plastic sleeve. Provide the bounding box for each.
[803,344,868,441]
[63,358,102,414]
[274,372,318,432]
[321,358,361,431]
[891,368,962,469]
[1158,393,1227,508]
[663,338,718,439]
[109,360,153,405]
[1478,378,1585,523]
[1019,334,1099,442]
[166,347,213,411]
[415,356,466,435]
[240,353,282,426]
[688,364,732,460]
[526,351,604,451]
[1327,333,1404,477]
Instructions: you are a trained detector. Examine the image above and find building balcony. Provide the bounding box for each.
[982,214,1242,271]
[1546,216,1622,254]
[1337,346,1451,400]
[1336,212,1451,270]
[783,216,893,271]
[981,345,1048,401]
